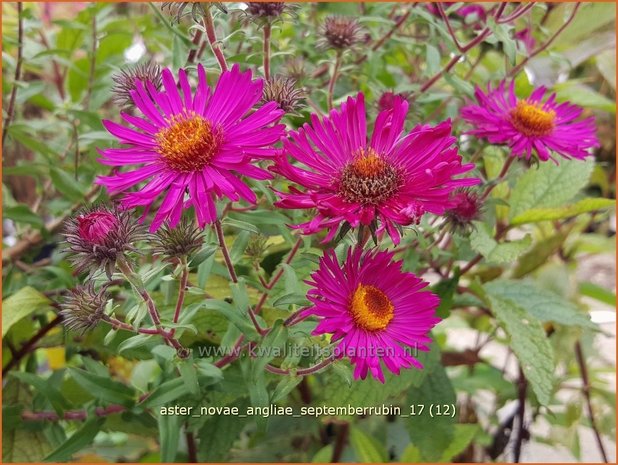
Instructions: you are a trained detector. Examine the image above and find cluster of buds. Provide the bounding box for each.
[161,2,227,23]
[318,15,366,51]
[63,204,145,277]
[244,2,292,22]
[59,283,109,335]
[260,75,305,114]
[152,218,204,260]
[444,189,483,234]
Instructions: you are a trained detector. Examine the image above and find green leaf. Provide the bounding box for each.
[470,224,532,265]
[68,368,134,407]
[399,444,421,463]
[3,378,52,462]
[349,427,388,462]
[272,292,310,308]
[320,343,439,410]
[3,205,44,228]
[158,413,181,463]
[2,286,51,337]
[509,158,595,220]
[432,271,460,319]
[406,364,456,462]
[140,378,189,408]
[579,282,617,307]
[484,293,554,405]
[49,167,86,202]
[197,401,248,461]
[440,424,480,462]
[511,198,615,225]
[178,360,200,396]
[312,445,334,463]
[484,280,596,329]
[222,217,260,234]
[10,372,71,415]
[512,230,569,278]
[271,375,302,403]
[44,418,104,462]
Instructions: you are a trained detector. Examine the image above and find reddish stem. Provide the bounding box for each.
[214,220,238,283]
[203,6,228,72]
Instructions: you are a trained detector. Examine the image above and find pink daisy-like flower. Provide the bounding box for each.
[461,81,599,162]
[271,93,478,244]
[97,64,285,231]
[303,247,440,383]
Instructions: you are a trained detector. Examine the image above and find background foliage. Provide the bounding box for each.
[2,2,616,463]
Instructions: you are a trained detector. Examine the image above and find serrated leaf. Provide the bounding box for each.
[406,364,456,462]
[470,225,532,264]
[485,294,554,405]
[2,286,51,336]
[511,198,615,225]
[484,280,596,328]
[509,158,595,220]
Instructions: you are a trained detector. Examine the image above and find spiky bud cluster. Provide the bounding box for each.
[111,62,162,109]
[260,76,305,114]
[246,2,286,18]
[60,283,108,334]
[283,57,306,82]
[318,16,365,51]
[63,204,145,277]
[152,218,204,260]
[245,234,269,262]
[444,189,483,233]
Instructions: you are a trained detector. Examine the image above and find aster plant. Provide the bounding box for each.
[3,3,615,464]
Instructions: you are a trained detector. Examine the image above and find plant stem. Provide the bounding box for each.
[103,315,160,335]
[214,220,238,283]
[265,353,337,376]
[83,13,97,110]
[263,22,272,80]
[187,28,203,64]
[213,335,246,368]
[497,3,534,24]
[2,2,23,149]
[186,431,198,463]
[508,3,581,77]
[575,341,609,463]
[116,258,188,357]
[481,156,515,201]
[2,316,62,376]
[327,51,342,111]
[203,6,228,72]
[354,6,413,65]
[513,366,528,462]
[170,257,189,337]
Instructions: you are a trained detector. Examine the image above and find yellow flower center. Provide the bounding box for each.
[349,284,394,331]
[510,100,556,137]
[156,112,223,172]
[339,148,401,205]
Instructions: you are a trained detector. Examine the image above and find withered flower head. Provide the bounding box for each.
[444,189,483,234]
[63,204,144,277]
[111,61,162,109]
[152,218,204,259]
[60,283,108,334]
[161,2,227,23]
[260,75,305,113]
[318,15,365,51]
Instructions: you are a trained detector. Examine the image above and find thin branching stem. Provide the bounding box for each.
[2,2,23,149]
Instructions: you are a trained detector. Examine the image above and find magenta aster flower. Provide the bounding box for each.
[461,81,599,162]
[272,93,478,244]
[97,64,285,231]
[303,247,440,383]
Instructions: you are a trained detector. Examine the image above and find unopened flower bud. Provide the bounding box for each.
[261,76,305,113]
[111,61,162,109]
[318,16,364,51]
[60,283,108,334]
[444,189,483,233]
[63,204,144,277]
[152,218,203,260]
